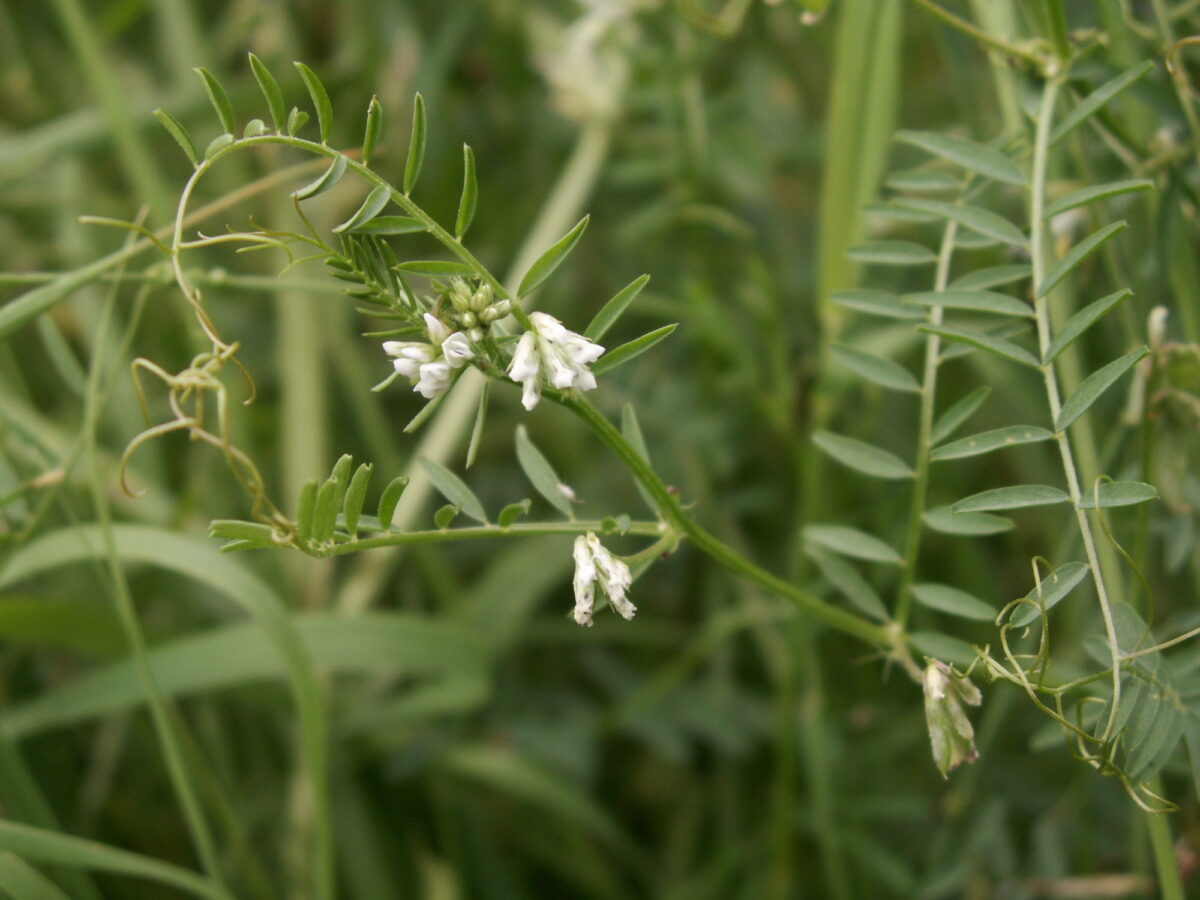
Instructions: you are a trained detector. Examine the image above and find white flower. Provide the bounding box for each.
[415,361,451,399]
[507,313,605,411]
[441,332,474,368]
[381,314,475,401]
[383,342,435,380]
[571,532,635,626]
[423,312,451,344]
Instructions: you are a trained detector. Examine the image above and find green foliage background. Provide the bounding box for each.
[1,0,1199,897]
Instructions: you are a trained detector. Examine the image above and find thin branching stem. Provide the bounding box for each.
[1029,77,1124,742]
[894,217,958,629]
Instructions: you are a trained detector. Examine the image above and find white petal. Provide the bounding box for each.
[508,332,540,383]
[393,357,422,379]
[563,336,605,365]
[414,361,452,398]
[530,311,568,341]
[423,313,451,344]
[441,332,474,368]
[520,377,541,410]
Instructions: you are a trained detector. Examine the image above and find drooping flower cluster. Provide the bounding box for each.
[571,532,634,626]
[383,313,472,399]
[508,312,605,411]
[922,659,982,778]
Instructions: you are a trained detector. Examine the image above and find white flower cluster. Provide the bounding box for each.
[571,532,634,626]
[383,313,473,400]
[507,312,605,411]
[922,659,982,778]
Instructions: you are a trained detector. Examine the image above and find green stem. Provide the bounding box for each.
[1145,792,1185,900]
[893,217,958,629]
[909,0,1046,68]
[1030,77,1123,741]
[1153,0,1200,162]
[314,519,667,557]
[1039,0,1072,63]
[559,393,895,649]
[83,264,224,884]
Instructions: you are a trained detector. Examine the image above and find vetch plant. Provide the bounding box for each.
[5,2,1200,897]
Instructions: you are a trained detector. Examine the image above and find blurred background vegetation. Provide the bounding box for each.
[1,0,1199,897]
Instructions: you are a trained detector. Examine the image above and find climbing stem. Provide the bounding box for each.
[893,217,958,629]
[1029,77,1123,741]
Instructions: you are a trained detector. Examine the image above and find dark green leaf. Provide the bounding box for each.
[1043,289,1133,363]
[376,476,409,528]
[285,106,308,136]
[348,215,424,235]
[152,109,198,166]
[403,93,426,193]
[930,386,991,444]
[895,130,1025,185]
[804,525,902,565]
[248,52,285,132]
[931,425,1053,461]
[1009,562,1090,627]
[394,260,476,277]
[951,485,1070,513]
[912,583,995,621]
[805,545,888,621]
[515,425,573,517]
[518,215,590,297]
[498,499,531,527]
[923,505,1013,536]
[591,323,677,375]
[893,198,1026,246]
[1050,61,1155,146]
[909,632,978,668]
[293,61,332,144]
[333,185,391,234]
[193,67,234,134]
[830,344,919,392]
[313,477,340,543]
[1055,347,1148,431]
[362,96,382,165]
[949,264,1032,291]
[434,504,459,529]
[1043,180,1153,220]
[203,133,233,160]
[466,381,490,469]
[903,290,1031,317]
[846,240,938,266]
[812,431,913,479]
[292,155,347,200]
[919,324,1040,368]
[456,144,477,238]
[831,289,924,320]
[585,274,651,340]
[1076,481,1158,509]
[420,458,487,524]
[1036,222,1128,298]
[343,463,373,539]
[294,479,318,543]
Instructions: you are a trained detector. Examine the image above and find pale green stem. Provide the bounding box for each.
[314,519,666,557]
[560,394,895,649]
[1145,787,1185,900]
[910,0,1047,68]
[1030,78,1123,741]
[893,218,958,629]
[82,261,224,884]
[1152,0,1200,162]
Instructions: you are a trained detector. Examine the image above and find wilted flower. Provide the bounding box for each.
[507,312,605,410]
[383,312,474,400]
[571,532,634,626]
[923,659,982,778]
